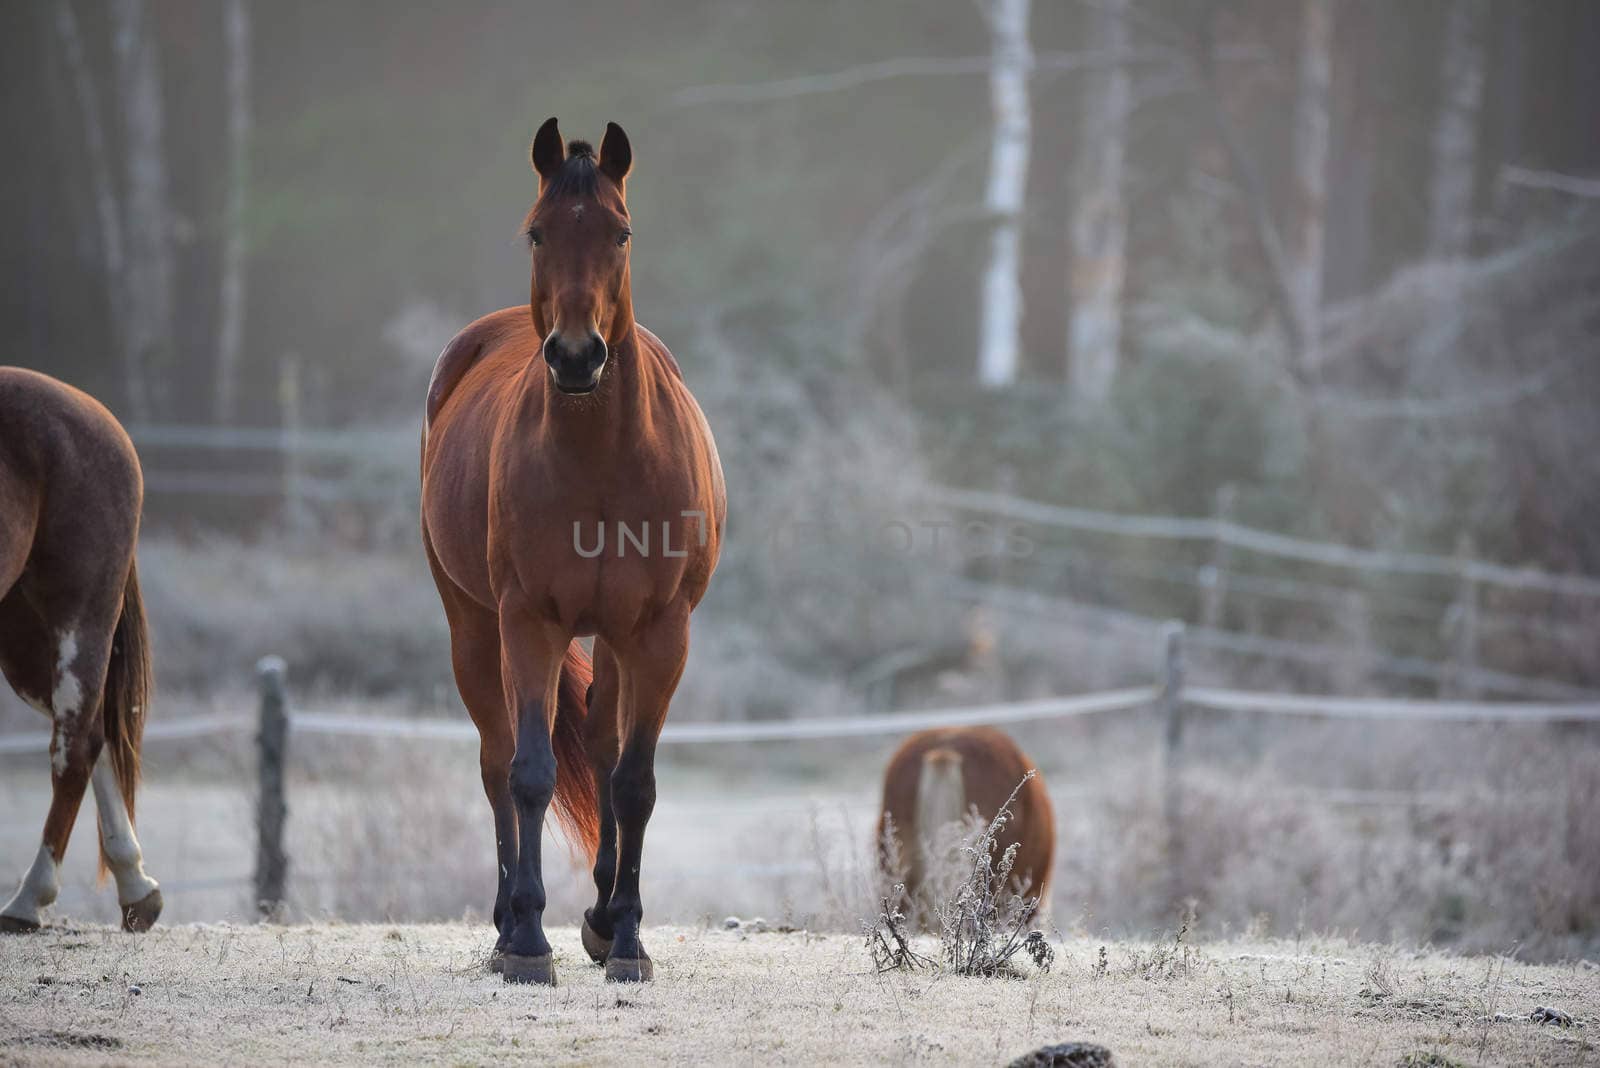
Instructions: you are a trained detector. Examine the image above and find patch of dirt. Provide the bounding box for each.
[12,1031,123,1051]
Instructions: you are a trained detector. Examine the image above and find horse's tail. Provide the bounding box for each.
[99,560,152,881]
[551,642,601,864]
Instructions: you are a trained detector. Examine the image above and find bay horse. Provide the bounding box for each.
[0,367,161,934]
[421,119,724,984]
[878,726,1054,922]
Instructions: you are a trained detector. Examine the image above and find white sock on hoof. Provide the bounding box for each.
[91,756,159,906]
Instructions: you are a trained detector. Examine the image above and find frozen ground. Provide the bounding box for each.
[1,921,1595,1066]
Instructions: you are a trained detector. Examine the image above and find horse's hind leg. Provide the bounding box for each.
[580,641,621,964]
[89,751,161,930]
[0,595,112,932]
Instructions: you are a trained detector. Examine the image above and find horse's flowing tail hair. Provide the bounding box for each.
[550,642,601,863]
[99,560,152,880]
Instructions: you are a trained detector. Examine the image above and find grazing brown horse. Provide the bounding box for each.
[421,119,724,985]
[0,368,161,934]
[878,726,1054,919]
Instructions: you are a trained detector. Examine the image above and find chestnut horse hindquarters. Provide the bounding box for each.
[0,367,161,934]
[878,726,1055,918]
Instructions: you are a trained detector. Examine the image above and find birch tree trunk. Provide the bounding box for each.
[54,1,134,412]
[111,0,174,422]
[1427,0,1487,258]
[1286,0,1332,376]
[975,0,1032,389]
[1067,0,1130,405]
[214,0,253,422]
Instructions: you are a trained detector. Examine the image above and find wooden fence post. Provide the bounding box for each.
[1159,621,1187,910]
[255,655,289,918]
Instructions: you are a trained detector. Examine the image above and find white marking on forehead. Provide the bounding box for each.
[570,203,585,220]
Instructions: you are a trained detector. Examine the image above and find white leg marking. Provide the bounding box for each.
[50,629,83,777]
[1,844,59,926]
[912,749,967,889]
[91,755,159,906]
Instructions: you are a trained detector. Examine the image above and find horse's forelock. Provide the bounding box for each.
[537,152,601,204]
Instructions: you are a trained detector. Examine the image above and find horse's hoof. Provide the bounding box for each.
[581,911,613,964]
[604,955,653,983]
[121,888,163,933]
[0,914,41,934]
[501,953,556,986]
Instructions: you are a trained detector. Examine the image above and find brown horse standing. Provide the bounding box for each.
[422,119,724,984]
[878,726,1054,918]
[0,368,161,934]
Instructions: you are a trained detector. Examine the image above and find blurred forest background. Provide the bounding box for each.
[2,0,1599,951]
[2,0,1597,707]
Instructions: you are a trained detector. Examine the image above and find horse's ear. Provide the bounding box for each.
[531,117,565,182]
[599,122,632,189]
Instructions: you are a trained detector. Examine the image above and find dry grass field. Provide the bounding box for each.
[1,921,1595,1066]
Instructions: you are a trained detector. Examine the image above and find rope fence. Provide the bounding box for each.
[944,577,1599,700]
[5,625,1599,915]
[925,484,1600,598]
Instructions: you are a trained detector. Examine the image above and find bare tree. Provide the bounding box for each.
[1325,1,1376,301]
[1067,0,1132,404]
[214,0,253,422]
[1286,0,1332,376]
[975,0,1033,389]
[1192,2,1314,384]
[53,1,135,413]
[1427,0,1487,258]
[1411,0,1488,390]
[111,0,175,422]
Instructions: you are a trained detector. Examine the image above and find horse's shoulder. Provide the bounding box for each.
[425,308,530,429]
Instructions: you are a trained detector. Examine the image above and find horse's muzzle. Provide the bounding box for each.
[543,331,608,395]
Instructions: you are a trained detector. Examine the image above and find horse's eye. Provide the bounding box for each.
[617,230,631,247]
[528,229,543,248]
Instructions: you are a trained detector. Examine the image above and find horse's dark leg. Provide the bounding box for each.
[430,569,514,971]
[497,615,565,985]
[502,699,557,983]
[605,605,689,982]
[484,764,517,954]
[581,642,620,964]
[604,739,658,979]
